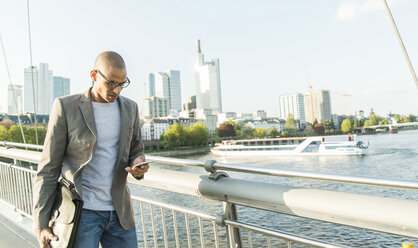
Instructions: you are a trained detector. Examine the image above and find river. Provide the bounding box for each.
[131,130,418,248]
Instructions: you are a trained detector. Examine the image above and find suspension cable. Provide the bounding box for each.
[26,0,39,146]
[382,0,418,88]
[0,35,28,148]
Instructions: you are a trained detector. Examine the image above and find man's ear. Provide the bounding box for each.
[90,70,97,82]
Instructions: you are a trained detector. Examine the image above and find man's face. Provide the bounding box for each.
[91,67,127,103]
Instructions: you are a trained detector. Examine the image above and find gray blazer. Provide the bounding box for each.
[33,88,144,230]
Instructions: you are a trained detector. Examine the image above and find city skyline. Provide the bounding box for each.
[0,1,417,116]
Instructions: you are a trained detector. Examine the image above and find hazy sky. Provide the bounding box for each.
[1,0,417,117]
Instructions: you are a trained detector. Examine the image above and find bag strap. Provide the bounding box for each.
[60,178,76,192]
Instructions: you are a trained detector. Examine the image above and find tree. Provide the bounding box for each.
[394,114,401,123]
[0,120,13,129]
[363,120,373,127]
[341,119,352,133]
[253,128,267,138]
[313,123,325,135]
[186,123,209,146]
[161,124,185,148]
[218,123,236,137]
[0,126,9,141]
[268,127,279,138]
[322,119,335,131]
[285,114,297,130]
[27,126,47,145]
[8,125,28,143]
[379,119,389,125]
[241,126,253,139]
[353,119,360,128]
[400,115,410,123]
[409,114,417,122]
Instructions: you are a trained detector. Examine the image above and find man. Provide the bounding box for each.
[33,51,148,248]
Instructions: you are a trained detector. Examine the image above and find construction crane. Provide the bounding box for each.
[331,91,352,119]
[301,61,314,124]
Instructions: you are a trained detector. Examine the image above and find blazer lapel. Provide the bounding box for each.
[116,96,129,165]
[78,88,98,139]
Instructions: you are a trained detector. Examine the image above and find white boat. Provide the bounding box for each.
[210,135,368,156]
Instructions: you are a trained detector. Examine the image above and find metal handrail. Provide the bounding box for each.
[0,141,43,150]
[1,142,417,190]
[146,155,418,190]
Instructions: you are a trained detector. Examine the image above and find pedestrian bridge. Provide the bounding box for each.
[0,141,417,247]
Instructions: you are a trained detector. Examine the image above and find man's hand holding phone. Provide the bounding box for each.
[125,156,151,179]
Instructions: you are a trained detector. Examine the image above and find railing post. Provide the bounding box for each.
[223,202,242,248]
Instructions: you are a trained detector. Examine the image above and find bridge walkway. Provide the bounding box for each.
[0,201,37,248]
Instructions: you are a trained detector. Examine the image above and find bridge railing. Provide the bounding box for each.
[0,141,417,247]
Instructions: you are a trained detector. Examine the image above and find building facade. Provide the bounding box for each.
[53,76,71,101]
[142,96,169,118]
[195,40,222,113]
[278,93,306,122]
[24,63,67,115]
[183,95,196,111]
[144,73,155,98]
[141,119,169,141]
[304,90,332,123]
[153,70,182,112]
[8,84,23,114]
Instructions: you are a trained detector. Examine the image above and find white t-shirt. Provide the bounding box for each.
[82,101,121,210]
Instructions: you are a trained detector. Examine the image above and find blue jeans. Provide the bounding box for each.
[75,209,138,248]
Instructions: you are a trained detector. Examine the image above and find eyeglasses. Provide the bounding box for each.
[95,70,130,89]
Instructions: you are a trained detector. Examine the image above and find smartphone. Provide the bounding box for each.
[132,161,152,169]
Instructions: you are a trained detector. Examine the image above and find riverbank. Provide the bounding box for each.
[145,146,211,157]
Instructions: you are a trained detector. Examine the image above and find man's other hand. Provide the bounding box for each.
[125,155,149,178]
[36,228,58,248]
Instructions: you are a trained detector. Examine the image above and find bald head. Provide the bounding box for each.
[93,51,126,72]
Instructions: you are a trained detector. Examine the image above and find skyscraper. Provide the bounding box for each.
[144,73,155,98]
[304,90,332,123]
[278,93,306,122]
[53,76,71,100]
[24,63,53,114]
[195,40,222,113]
[8,84,23,114]
[150,70,182,112]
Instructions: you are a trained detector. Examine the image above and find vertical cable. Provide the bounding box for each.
[0,35,27,146]
[26,0,39,146]
[382,0,418,88]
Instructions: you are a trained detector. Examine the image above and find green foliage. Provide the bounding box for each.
[363,120,373,127]
[353,119,360,128]
[394,114,401,123]
[0,125,47,144]
[321,119,335,131]
[241,126,254,139]
[400,115,410,123]
[0,126,9,141]
[280,131,287,137]
[161,124,185,148]
[186,123,209,147]
[341,119,352,133]
[268,127,279,138]
[253,128,267,138]
[379,119,389,125]
[161,123,209,148]
[285,114,297,130]
[409,114,417,122]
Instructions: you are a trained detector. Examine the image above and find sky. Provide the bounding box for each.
[0,0,417,117]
